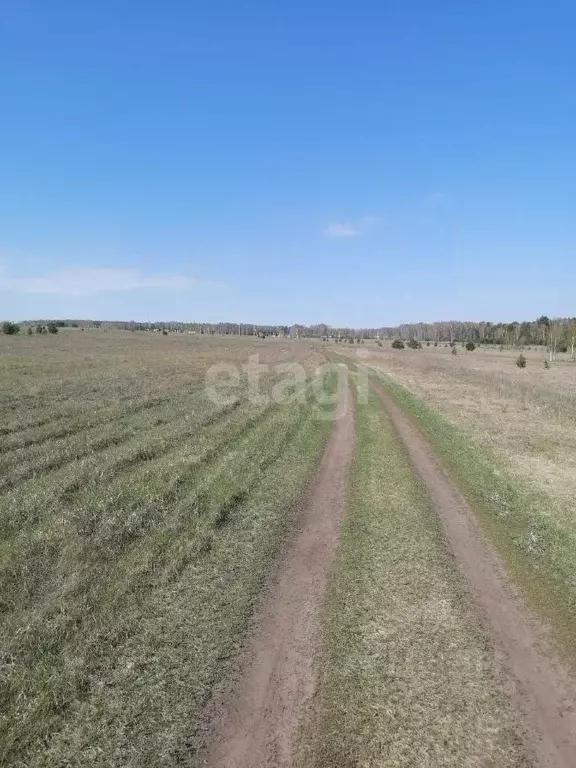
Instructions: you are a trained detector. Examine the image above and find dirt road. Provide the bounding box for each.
[371,380,576,768]
[206,382,355,768]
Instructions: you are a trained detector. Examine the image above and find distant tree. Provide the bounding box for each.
[71,322,79,328]
[569,322,576,361]
[465,341,476,351]
[47,324,59,334]
[391,339,405,349]
[407,339,421,349]
[27,327,33,336]
[2,321,20,335]
[516,354,527,368]
[36,325,45,334]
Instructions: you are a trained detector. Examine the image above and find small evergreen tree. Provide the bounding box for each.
[47,324,59,334]
[391,339,405,349]
[465,341,476,351]
[2,321,20,335]
[516,353,527,368]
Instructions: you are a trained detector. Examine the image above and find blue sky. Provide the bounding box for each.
[1,1,575,325]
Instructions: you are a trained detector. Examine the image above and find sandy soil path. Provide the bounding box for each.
[206,382,355,768]
[371,380,576,768]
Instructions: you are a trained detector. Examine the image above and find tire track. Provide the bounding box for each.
[205,381,355,768]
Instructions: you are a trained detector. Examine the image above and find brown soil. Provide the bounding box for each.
[205,383,355,767]
[371,380,576,768]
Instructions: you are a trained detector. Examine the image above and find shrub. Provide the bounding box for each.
[451,346,458,355]
[36,325,45,334]
[376,340,383,347]
[516,354,527,368]
[407,339,422,349]
[465,341,476,351]
[47,324,59,334]
[544,359,550,369]
[391,339,405,350]
[162,329,168,336]
[27,327,33,336]
[434,342,438,347]
[2,321,20,335]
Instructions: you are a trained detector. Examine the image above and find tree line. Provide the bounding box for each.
[4,316,576,356]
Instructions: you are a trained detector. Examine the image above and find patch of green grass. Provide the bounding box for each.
[372,370,576,660]
[300,382,526,767]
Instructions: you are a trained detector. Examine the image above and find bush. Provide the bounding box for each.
[407,339,422,349]
[516,354,527,368]
[36,325,45,334]
[2,321,20,335]
[544,359,550,369]
[47,324,59,334]
[451,346,458,355]
[465,341,476,351]
[376,340,383,347]
[391,339,405,350]
[27,327,33,336]
[162,329,168,336]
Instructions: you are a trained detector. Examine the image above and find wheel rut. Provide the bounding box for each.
[371,379,576,768]
[205,383,355,768]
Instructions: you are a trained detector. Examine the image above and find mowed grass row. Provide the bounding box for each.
[0,335,335,766]
[369,369,576,660]
[299,379,527,767]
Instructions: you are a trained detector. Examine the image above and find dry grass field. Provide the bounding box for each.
[0,330,335,767]
[2,330,575,766]
[348,342,576,657]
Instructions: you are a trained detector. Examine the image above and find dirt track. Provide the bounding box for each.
[206,382,355,768]
[371,380,576,768]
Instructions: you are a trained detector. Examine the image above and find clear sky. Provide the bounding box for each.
[1,1,575,326]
